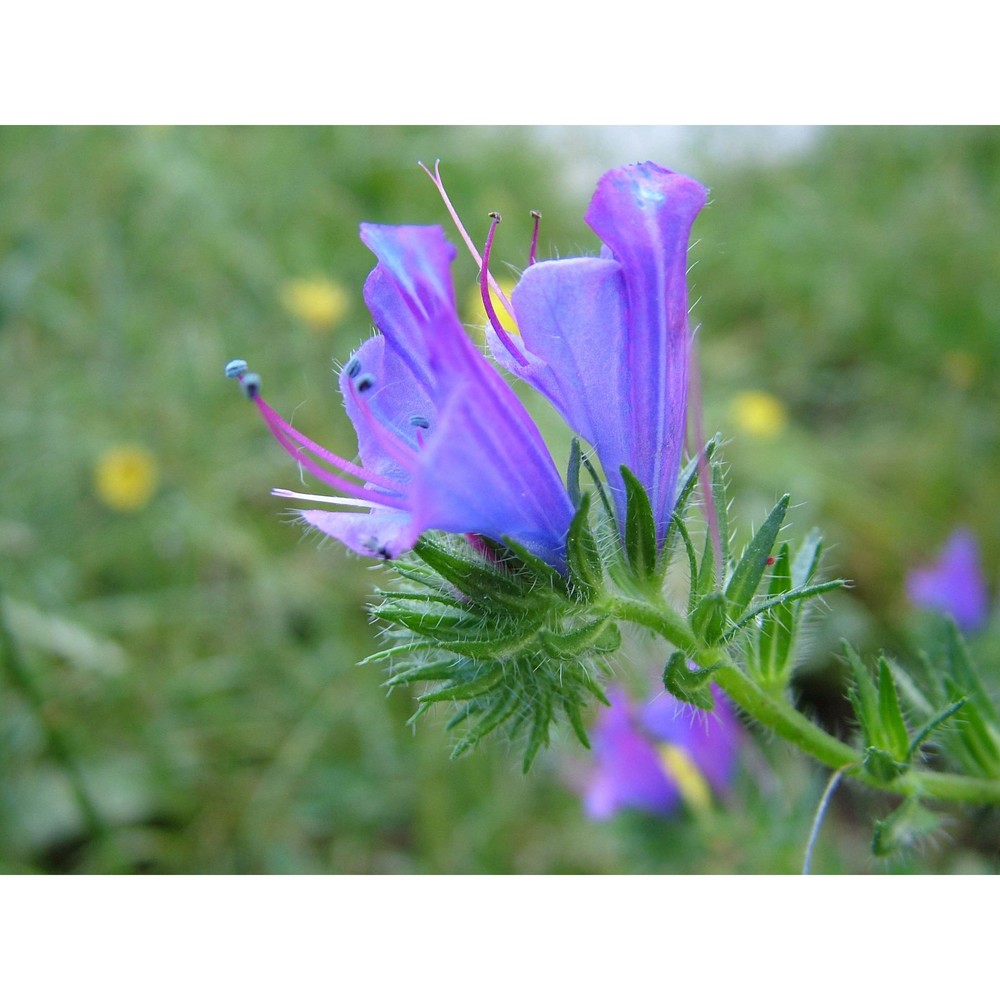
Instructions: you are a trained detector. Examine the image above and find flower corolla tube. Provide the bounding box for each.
[907,528,990,632]
[229,224,574,569]
[486,161,707,545]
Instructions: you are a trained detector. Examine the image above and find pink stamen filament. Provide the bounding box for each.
[256,400,409,511]
[529,210,541,266]
[419,159,515,317]
[481,212,528,366]
[236,373,409,510]
[251,391,403,494]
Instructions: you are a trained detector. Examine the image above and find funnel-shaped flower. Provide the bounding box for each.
[230,225,574,568]
[490,162,707,545]
[907,528,990,632]
[583,684,740,820]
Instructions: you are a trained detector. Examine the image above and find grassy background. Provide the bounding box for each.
[1,125,997,873]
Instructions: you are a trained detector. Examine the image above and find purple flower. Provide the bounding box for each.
[230,224,574,568]
[907,528,990,631]
[583,685,740,821]
[489,162,707,544]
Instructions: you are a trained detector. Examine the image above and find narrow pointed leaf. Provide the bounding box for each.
[725,494,790,615]
[877,656,911,760]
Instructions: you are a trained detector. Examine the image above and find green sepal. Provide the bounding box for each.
[411,536,536,605]
[566,436,583,510]
[871,798,941,858]
[862,746,908,782]
[725,494,790,616]
[620,465,659,583]
[691,591,727,646]
[540,617,620,657]
[565,492,603,600]
[663,650,717,710]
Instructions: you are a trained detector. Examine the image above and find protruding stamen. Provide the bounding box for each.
[354,373,376,393]
[225,359,249,379]
[529,210,541,266]
[481,212,528,367]
[345,357,362,379]
[418,159,514,317]
[408,415,430,429]
[271,488,395,511]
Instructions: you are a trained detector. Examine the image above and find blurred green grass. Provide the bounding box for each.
[0,126,997,873]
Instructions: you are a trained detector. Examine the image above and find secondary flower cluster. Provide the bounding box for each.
[228,161,707,570]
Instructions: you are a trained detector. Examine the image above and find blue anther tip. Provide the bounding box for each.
[225,359,249,379]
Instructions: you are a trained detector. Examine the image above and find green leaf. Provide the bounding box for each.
[711,458,731,570]
[722,579,844,643]
[943,620,998,724]
[872,798,941,858]
[691,592,727,646]
[696,526,716,600]
[663,650,717,710]
[877,657,911,761]
[862,746,908,782]
[844,642,880,747]
[661,436,718,559]
[791,528,823,589]
[756,542,793,682]
[621,465,659,582]
[725,494,790,616]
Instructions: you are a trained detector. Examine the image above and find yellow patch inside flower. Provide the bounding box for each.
[94,446,158,512]
[658,743,712,815]
[464,279,518,338]
[281,277,350,331]
[729,390,788,439]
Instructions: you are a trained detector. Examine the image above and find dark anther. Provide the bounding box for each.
[241,373,262,399]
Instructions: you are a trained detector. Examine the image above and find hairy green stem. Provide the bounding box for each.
[613,595,1000,807]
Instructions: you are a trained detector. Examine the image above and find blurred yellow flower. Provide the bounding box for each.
[942,350,978,389]
[94,446,158,512]
[281,277,350,331]
[729,390,788,439]
[464,279,518,336]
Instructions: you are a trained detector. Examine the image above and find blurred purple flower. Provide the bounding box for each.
[583,684,741,821]
[230,224,574,568]
[490,162,707,545]
[907,528,990,631]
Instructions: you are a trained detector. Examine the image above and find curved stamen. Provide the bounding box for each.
[529,210,541,266]
[481,212,528,367]
[418,159,515,317]
[272,488,396,510]
[252,389,403,493]
[259,405,409,510]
